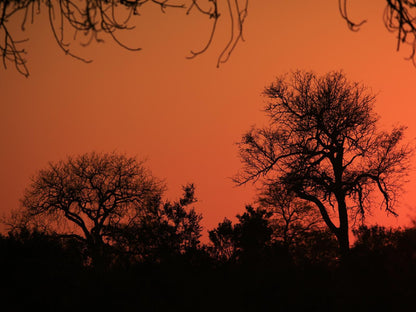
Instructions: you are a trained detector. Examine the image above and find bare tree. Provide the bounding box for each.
[17,151,164,266]
[0,0,248,76]
[234,71,412,256]
[257,183,323,249]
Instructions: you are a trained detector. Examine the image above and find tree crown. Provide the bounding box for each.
[20,151,164,242]
[235,71,412,251]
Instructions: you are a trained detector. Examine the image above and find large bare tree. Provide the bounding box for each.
[235,71,412,256]
[17,151,203,266]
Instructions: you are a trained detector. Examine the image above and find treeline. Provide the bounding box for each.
[2,209,416,311]
[3,71,415,310]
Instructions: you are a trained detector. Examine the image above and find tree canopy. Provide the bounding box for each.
[15,151,202,266]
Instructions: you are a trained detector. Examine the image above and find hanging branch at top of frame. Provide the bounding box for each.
[340,0,416,65]
[4,1,416,78]
[0,0,248,77]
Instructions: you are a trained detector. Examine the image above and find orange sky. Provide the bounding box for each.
[1,0,416,235]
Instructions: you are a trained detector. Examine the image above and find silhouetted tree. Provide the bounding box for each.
[233,205,273,262]
[110,184,203,264]
[15,151,164,267]
[208,205,274,264]
[257,183,323,250]
[256,184,338,265]
[208,217,236,262]
[235,71,412,257]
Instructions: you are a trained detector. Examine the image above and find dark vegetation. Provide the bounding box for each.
[3,210,416,311]
[1,71,415,310]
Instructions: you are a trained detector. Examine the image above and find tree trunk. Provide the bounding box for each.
[88,232,106,270]
[336,196,350,259]
[336,227,350,259]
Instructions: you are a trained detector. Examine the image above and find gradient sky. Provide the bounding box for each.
[1,0,416,235]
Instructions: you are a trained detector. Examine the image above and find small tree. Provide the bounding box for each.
[257,183,323,249]
[208,205,274,263]
[17,151,164,267]
[233,206,273,261]
[208,218,236,262]
[235,71,412,256]
[110,184,203,263]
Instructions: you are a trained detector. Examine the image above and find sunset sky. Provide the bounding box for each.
[1,0,416,235]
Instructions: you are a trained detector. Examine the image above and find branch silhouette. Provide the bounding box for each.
[2,1,416,76]
[341,0,416,65]
[0,0,248,76]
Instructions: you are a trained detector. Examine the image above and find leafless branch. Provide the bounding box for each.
[0,0,249,76]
